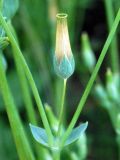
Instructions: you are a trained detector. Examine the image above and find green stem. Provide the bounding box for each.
[104,0,119,72]
[61,8,120,147]
[0,53,35,160]
[57,79,67,137]
[8,22,51,159]
[53,150,60,160]
[0,12,53,146]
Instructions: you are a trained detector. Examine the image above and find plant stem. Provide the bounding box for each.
[53,150,60,160]
[104,0,119,73]
[0,53,35,160]
[61,8,120,147]
[0,12,53,146]
[8,22,51,159]
[57,79,67,137]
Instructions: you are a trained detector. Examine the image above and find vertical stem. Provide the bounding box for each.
[104,0,119,73]
[12,44,50,160]
[57,79,67,136]
[0,12,53,146]
[8,22,51,159]
[61,8,120,146]
[0,53,35,160]
[53,150,61,160]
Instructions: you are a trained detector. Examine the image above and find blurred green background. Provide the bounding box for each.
[0,0,120,159]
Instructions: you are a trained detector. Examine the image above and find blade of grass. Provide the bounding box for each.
[0,52,35,160]
[61,8,120,147]
[104,0,119,73]
[0,12,53,146]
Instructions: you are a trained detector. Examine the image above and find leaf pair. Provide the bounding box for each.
[30,122,88,150]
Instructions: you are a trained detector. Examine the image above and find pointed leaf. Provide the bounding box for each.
[29,124,49,148]
[64,122,88,146]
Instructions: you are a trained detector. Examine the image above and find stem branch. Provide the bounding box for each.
[61,8,120,146]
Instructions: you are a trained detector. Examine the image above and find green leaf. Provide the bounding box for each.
[2,0,19,19]
[64,122,88,146]
[30,124,49,148]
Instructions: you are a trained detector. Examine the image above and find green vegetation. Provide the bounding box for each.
[0,0,120,160]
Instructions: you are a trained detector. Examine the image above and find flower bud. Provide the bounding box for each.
[54,13,75,79]
[94,84,111,108]
[45,103,64,136]
[106,69,119,102]
[81,32,96,72]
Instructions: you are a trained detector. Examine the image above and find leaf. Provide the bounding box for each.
[30,122,88,149]
[29,124,49,148]
[2,0,19,19]
[64,122,88,146]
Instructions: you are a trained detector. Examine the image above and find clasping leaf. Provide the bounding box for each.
[30,122,88,149]
[29,124,49,148]
[64,122,88,146]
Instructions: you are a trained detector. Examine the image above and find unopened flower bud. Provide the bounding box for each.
[94,84,110,108]
[106,69,119,102]
[81,32,96,72]
[54,13,75,79]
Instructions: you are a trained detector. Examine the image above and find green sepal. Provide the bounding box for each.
[64,122,88,146]
[54,54,75,79]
